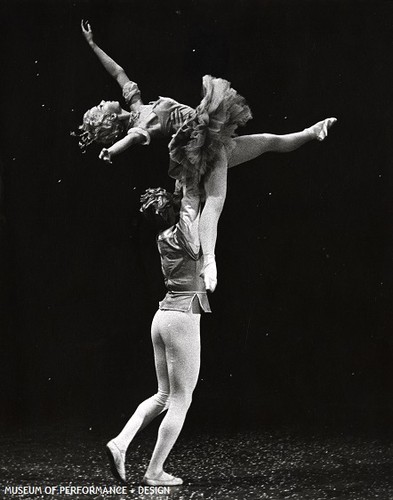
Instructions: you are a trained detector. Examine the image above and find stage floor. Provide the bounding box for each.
[0,423,391,499]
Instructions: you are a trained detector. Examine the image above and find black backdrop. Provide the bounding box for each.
[0,0,391,431]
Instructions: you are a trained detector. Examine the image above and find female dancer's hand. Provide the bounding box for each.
[99,148,113,164]
[81,20,94,45]
[307,117,337,141]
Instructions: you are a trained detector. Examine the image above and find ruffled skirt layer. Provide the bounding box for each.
[168,75,252,181]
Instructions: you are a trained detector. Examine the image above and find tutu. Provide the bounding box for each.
[168,75,252,181]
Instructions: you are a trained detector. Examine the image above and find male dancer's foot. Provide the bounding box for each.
[106,439,126,482]
[306,117,337,141]
[143,470,183,486]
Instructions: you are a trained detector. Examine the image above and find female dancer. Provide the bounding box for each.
[77,21,336,293]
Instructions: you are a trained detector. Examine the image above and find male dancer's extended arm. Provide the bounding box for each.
[176,181,202,260]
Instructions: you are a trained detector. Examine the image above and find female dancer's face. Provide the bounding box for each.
[96,100,122,115]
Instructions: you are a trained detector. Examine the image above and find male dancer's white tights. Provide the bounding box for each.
[112,309,201,476]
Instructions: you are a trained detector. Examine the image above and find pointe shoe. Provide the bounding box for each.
[106,439,126,482]
[201,256,217,292]
[312,117,338,141]
[142,473,183,486]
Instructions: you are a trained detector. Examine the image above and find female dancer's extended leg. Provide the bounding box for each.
[228,118,337,168]
[144,309,201,484]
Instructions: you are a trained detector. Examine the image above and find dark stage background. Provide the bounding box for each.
[0,0,391,434]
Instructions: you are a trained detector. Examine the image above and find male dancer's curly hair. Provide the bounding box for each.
[140,187,182,230]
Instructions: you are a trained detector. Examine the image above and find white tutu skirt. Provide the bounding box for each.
[168,75,252,181]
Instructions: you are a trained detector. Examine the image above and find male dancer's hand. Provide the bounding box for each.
[201,255,217,292]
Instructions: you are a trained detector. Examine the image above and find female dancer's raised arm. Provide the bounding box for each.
[81,20,130,88]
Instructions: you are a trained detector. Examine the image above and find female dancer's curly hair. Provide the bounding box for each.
[73,107,126,151]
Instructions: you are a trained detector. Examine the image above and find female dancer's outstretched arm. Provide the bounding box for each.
[81,20,130,88]
[98,129,148,163]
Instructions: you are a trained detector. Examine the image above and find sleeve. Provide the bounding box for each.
[127,127,151,145]
[175,182,201,260]
[122,81,141,105]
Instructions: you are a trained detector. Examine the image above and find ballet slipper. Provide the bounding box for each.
[142,472,183,486]
[106,439,126,482]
